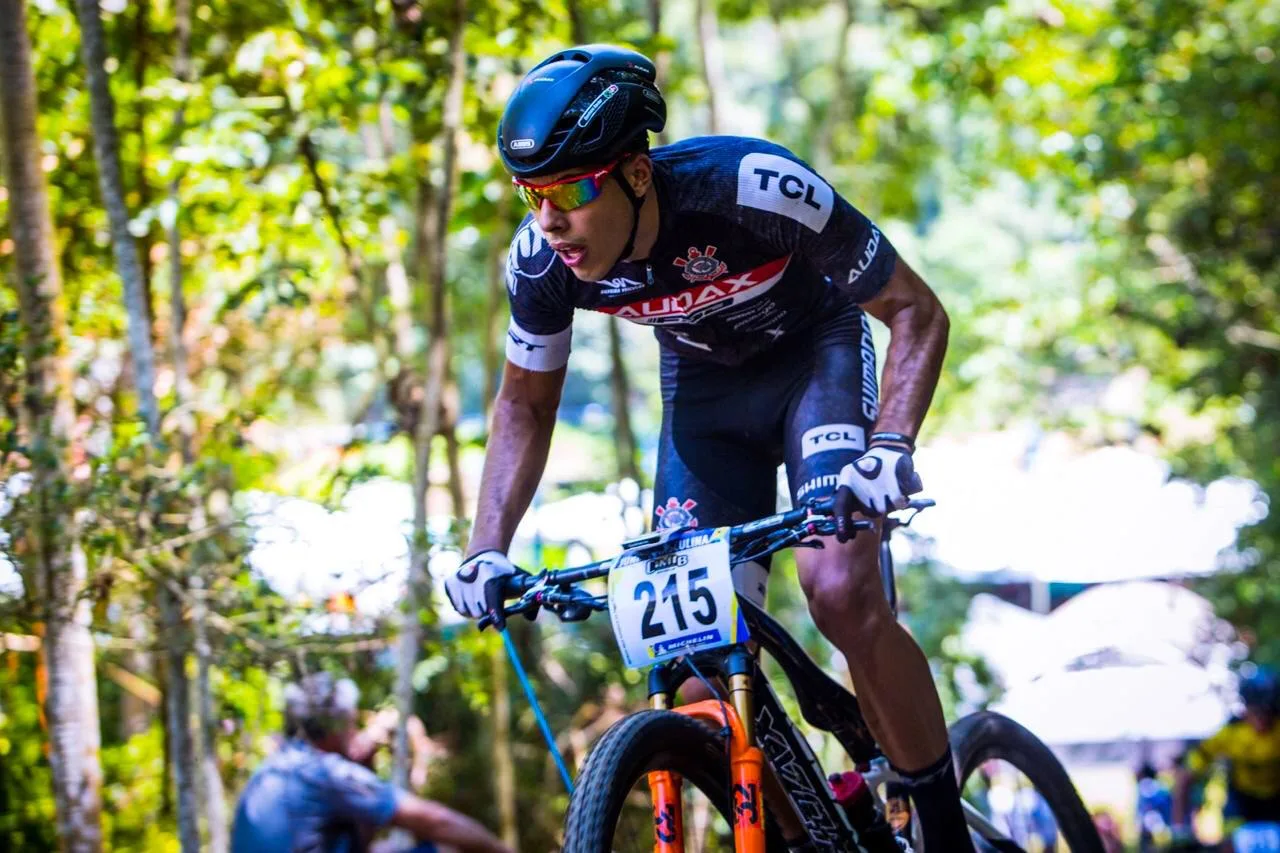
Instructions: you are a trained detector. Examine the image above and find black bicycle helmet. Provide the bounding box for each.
[497,44,666,178]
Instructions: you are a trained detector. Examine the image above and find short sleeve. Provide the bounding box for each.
[320,755,399,827]
[729,144,897,303]
[504,216,575,371]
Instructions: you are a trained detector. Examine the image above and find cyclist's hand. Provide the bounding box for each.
[445,550,517,619]
[836,434,923,519]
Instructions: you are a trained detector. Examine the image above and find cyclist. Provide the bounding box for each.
[445,44,970,852]
[1175,668,1280,848]
[230,672,512,853]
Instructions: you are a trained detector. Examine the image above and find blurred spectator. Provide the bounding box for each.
[1137,762,1174,851]
[1093,810,1125,853]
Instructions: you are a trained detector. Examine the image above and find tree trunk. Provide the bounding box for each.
[0,3,104,849]
[567,0,587,44]
[120,613,153,738]
[482,190,511,426]
[608,320,641,483]
[648,0,671,146]
[394,0,465,791]
[45,550,104,853]
[164,1,221,846]
[382,214,416,360]
[814,0,856,171]
[76,1,199,847]
[492,644,519,850]
[74,0,160,435]
[695,0,726,134]
[166,0,193,423]
[191,574,228,853]
[161,584,200,853]
[132,0,155,334]
[441,377,466,546]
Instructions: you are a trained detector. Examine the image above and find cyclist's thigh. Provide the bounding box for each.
[782,304,879,503]
[656,350,780,606]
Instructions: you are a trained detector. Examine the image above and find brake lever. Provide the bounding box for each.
[896,498,936,529]
[558,603,593,622]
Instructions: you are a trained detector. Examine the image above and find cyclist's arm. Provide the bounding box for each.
[858,258,949,439]
[1173,735,1223,827]
[466,360,566,556]
[389,794,513,853]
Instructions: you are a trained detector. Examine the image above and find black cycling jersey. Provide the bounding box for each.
[503,136,897,370]
[502,135,896,604]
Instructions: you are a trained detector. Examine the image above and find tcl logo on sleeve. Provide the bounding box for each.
[800,424,866,458]
[736,152,834,233]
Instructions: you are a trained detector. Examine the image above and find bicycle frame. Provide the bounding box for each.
[643,600,892,852]
[483,499,951,852]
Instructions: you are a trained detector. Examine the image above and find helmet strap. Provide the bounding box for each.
[610,168,646,268]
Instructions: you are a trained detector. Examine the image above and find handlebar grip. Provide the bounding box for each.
[483,577,509,631]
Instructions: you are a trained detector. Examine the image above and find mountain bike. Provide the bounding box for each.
[481,496,1103,852]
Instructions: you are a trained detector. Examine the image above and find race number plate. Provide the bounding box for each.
[607,527,750,669]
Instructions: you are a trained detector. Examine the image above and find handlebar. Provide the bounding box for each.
[478,496,935,631]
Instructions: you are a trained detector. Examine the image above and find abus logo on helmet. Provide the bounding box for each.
[578,84,619,128]
[509,138,535,150]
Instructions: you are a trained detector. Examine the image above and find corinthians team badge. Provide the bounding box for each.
[655,497,699,529]
[673,245,728,283]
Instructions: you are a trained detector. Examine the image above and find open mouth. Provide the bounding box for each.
[554,244,587,268]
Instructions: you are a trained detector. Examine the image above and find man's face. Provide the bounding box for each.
[315,720,357,756]
[522,156,651,283]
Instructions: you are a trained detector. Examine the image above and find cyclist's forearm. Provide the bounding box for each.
[870,265,948,440]
[467,393,556,556]
[391,796,512,853]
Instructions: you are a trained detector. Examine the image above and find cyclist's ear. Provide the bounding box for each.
[622,153,653,196]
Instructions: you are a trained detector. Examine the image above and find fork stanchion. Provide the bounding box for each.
[500,626,575,794]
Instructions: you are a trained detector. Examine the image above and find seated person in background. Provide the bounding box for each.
[231,672,512,853]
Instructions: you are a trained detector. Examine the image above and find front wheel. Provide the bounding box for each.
[562,710,789,852]
[949,711,1105,853]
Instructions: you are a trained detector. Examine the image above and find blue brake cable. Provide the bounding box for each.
[500,626,576,794]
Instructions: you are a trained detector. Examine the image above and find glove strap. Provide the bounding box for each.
[462,548,504,564]
[869,431,915,453]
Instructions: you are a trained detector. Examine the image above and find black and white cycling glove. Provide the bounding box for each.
[445,550,518,619]
[836,432,923,519]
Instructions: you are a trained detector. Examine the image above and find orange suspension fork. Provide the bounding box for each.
[647,667,766,853]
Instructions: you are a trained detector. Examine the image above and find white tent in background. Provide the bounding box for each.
[961,581,1238,751]
[908,431,1266,584]
[992,661,1228,746]
[1047,581,1235,664]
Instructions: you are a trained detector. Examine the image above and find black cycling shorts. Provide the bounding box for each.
[652,298,879,605]
[1227,788,1280,824]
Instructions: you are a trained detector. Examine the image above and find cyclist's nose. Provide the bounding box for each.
[536,198,568,234]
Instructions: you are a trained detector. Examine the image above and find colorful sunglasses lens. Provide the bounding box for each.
[514,175,604,213]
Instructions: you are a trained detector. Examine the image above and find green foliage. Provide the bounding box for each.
[0,655,57,851]
[2,0,1275,848]
[100,727,181,852]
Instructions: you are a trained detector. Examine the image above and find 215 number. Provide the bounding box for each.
[636,568,718,639]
